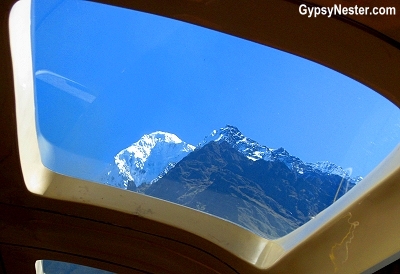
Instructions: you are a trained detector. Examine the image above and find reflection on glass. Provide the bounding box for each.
[36,260,113,274]
[33,0,400,238]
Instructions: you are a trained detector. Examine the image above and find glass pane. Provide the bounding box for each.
[32,0,400,238]
[36,260,113,274]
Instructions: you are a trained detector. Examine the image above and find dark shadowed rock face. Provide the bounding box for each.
[140,141,354,239]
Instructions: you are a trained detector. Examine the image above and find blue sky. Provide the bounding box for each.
[33,0,399,180]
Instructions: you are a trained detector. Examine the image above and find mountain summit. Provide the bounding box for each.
[101,131,195,189]
[199,125,273,161]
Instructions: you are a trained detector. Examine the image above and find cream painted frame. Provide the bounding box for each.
[9,0,400,273]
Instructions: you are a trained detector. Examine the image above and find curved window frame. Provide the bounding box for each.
[9,0,400,272]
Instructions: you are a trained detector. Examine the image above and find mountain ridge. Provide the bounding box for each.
[100,125,362,188]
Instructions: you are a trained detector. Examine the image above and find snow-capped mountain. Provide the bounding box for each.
[199,125,273,161]
[200,125,362,184]
[101,125,361,189]
[101,131,195,189]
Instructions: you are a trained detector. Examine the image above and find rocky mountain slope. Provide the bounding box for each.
[101,125,361,238]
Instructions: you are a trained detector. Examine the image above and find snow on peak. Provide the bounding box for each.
[200,126,361,183]
[101,131,195,189]
[124,131,193,162]
[309,161,362,183]
[311,161,348,176]
[199,125,273,161]
[144,131,184,144]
